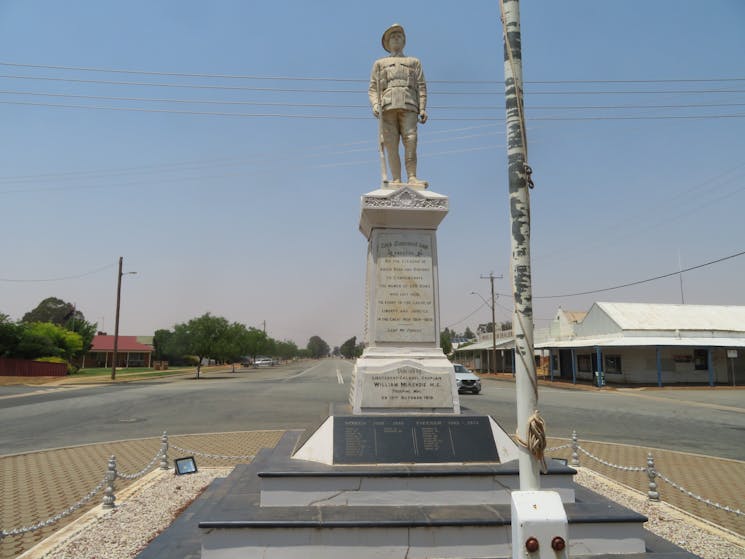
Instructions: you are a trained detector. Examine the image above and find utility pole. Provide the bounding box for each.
[111,257,137,381]
[501,0,541,490]
[112,257,123,381]
[481,272,503,373]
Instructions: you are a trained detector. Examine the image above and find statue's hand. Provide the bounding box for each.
[372,104,380,118]
[419,110,428,124]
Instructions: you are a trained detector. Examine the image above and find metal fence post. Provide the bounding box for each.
[571,430,580,466]
[102,455,117,508]
[160,431,169,470]
[647,452,660,501]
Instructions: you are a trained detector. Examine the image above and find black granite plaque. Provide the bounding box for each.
[333,416,499,464]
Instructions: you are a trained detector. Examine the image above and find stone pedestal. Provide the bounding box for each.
[350,186,459,414]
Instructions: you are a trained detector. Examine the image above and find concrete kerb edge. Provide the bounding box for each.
[576,466,745,550]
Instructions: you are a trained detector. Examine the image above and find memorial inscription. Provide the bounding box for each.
[360,365,452,408]
[374,231,436,343]
[333,416,499,464]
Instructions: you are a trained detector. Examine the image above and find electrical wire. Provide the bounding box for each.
[0,263,115,283]
[496,250,745,299]
[1,61,743,84]
[6,89,743,111]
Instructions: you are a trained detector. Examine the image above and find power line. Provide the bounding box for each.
[1,61,743,85]
[2,74,745,96]
[2,99,743,122]
[4,89,745,112]
[0,263,115,282]
[497,250,745,299]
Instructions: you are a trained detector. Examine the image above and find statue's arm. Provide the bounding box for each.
[368,61,381,117]
[417,60,428,123]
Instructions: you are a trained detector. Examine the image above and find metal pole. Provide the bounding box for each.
[490,274,497,373]
[111,257,123,381]
[501,0,540,490]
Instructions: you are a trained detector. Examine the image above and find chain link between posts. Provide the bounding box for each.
[4,429,743,542]
[548,430,745,517]
[0,476,108,540]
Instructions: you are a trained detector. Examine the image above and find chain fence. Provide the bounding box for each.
[2,428,743,546]
[0,430,263,544]
[547,429,744,520]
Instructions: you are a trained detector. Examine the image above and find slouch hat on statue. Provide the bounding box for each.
[381,23,405,52]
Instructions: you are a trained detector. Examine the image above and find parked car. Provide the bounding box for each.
[454,363,481,394]
[254,357,273,367]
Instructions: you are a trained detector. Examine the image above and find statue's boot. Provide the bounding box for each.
[407,176,429,188]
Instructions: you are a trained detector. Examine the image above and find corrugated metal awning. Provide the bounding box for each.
[537,336,745,349]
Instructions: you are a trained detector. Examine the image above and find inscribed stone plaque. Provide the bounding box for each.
[360,365,452,408]
[333,416,499,464]
[373,231,436,343]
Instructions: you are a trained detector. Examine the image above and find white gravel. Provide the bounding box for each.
[35,466,745,559]
[39,468,230,559]
[574,468,745,559]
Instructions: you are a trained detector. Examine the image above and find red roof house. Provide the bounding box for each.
[84,335,154,368]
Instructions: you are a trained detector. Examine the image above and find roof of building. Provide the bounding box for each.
[561,310,587,323]
[596,302,745,332]
[90,335,153,352]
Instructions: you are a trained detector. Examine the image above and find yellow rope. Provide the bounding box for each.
[514,410,548,473]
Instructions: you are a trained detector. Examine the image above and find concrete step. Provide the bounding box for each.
[259,459,576,506]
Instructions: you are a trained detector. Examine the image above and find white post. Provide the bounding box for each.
[501,0,540,490]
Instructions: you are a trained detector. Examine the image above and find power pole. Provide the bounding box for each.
[481,272,503,373]
[501,0,541,490]
[111,257,123,381]
[111,257,137,381]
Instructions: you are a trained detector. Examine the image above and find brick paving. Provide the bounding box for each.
[547,437,745,537]
[0,431,283,559]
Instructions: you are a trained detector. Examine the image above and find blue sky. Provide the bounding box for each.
[1,1,744,349]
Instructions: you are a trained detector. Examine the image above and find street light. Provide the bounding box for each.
[112,256,137,381]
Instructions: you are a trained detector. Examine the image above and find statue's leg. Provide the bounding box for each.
[382,110,402,182]
[401,111,419,181]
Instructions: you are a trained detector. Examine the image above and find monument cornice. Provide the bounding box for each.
[359,186,449,239]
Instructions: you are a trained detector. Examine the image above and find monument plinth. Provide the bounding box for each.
[350,186,460,414]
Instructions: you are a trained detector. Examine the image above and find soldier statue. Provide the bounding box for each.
[368,23,428,188]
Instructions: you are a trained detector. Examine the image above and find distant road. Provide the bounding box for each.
[2,359,743,461]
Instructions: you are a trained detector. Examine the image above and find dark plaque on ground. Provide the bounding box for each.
[333,415,499,464]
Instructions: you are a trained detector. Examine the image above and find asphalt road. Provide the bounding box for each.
[2,359,744,460]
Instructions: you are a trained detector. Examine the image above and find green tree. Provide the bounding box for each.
[339,336,357,359]
[170,313,230,379]
[463,326,475,339]
[217,322,250,372]
[243,327,271,361]
[0,313,21,357]
[440,329,453,355]
[306,335,330,359]
[65,316,97,354]
[22,297,80,325]
[275,339,299,362]
[153,329,174,361]
[15,322,83,361]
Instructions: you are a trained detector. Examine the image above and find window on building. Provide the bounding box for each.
[577,354,592,372]
[693,349,708,371]
[604,355,622,374]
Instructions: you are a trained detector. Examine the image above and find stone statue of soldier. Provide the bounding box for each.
[369,24,428,188]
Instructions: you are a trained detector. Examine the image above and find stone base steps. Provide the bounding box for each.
[194,430,699,559]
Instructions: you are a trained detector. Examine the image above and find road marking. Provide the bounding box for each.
[336,368,344,384]
[282,361,327,381]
